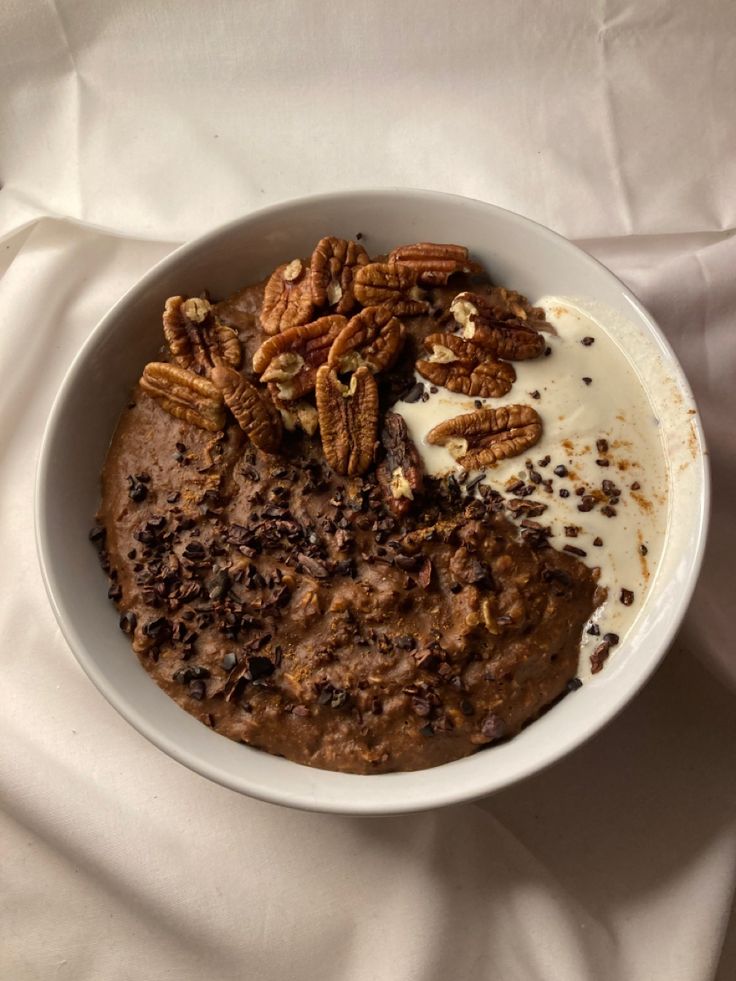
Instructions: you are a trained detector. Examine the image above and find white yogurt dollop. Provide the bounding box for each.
[395,296,669,680]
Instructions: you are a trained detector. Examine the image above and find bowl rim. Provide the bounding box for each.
[35,187,711,814]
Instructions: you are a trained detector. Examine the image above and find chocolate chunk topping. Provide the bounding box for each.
[127,475,149,502]
[402,381,425,403]
[563,544,587,557]
[590,641,611,674]
[247,655,275,680]
[119,611,137,634]
[189,680,207,700]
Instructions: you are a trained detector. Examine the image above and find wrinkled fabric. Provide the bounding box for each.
[1,2,735,980]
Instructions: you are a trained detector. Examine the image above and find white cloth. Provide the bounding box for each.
[1,2,735,979]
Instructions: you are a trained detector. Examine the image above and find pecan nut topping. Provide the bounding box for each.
[163,296,242,374]
[310,236,369,314]
[327,306,405,375]
[211,365,282,453]
[426,404,542,469]
[450,292,546,361]
[140,362,226,432]
[273,397,320,437]
[454,286,547,326]
[252,315,346,400]
[388,242,480,286]
[353,263,430,316]
[260,259,315,335]
[376,411,423,517]
[315,365,378,476]
[416,333,516,398]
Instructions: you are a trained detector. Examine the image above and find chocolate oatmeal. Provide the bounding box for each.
[94,238,602,774]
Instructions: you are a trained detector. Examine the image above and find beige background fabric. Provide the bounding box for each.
[1,2,735,979]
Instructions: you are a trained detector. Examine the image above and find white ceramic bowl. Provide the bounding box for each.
[36,190,709,814]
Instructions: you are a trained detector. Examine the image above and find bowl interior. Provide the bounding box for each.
[36,190,708,813]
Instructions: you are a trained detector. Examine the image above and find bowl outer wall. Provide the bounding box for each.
[35,189,710,814]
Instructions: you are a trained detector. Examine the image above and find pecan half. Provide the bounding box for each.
[450,292,546,361]
[388,242,481,286]
[140,362,226,432]
[163,296,242,374]
[211,365,282,453]
[416,333,516,398]
[353,263,430,316]
[315,366,378,476]
[260,259,315,335]
[310,237,369,314]
[327,306,405,375]
[426,404,542,469]
[453,287,548,327]
[376,411,423,517]
[252,315,346,400]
